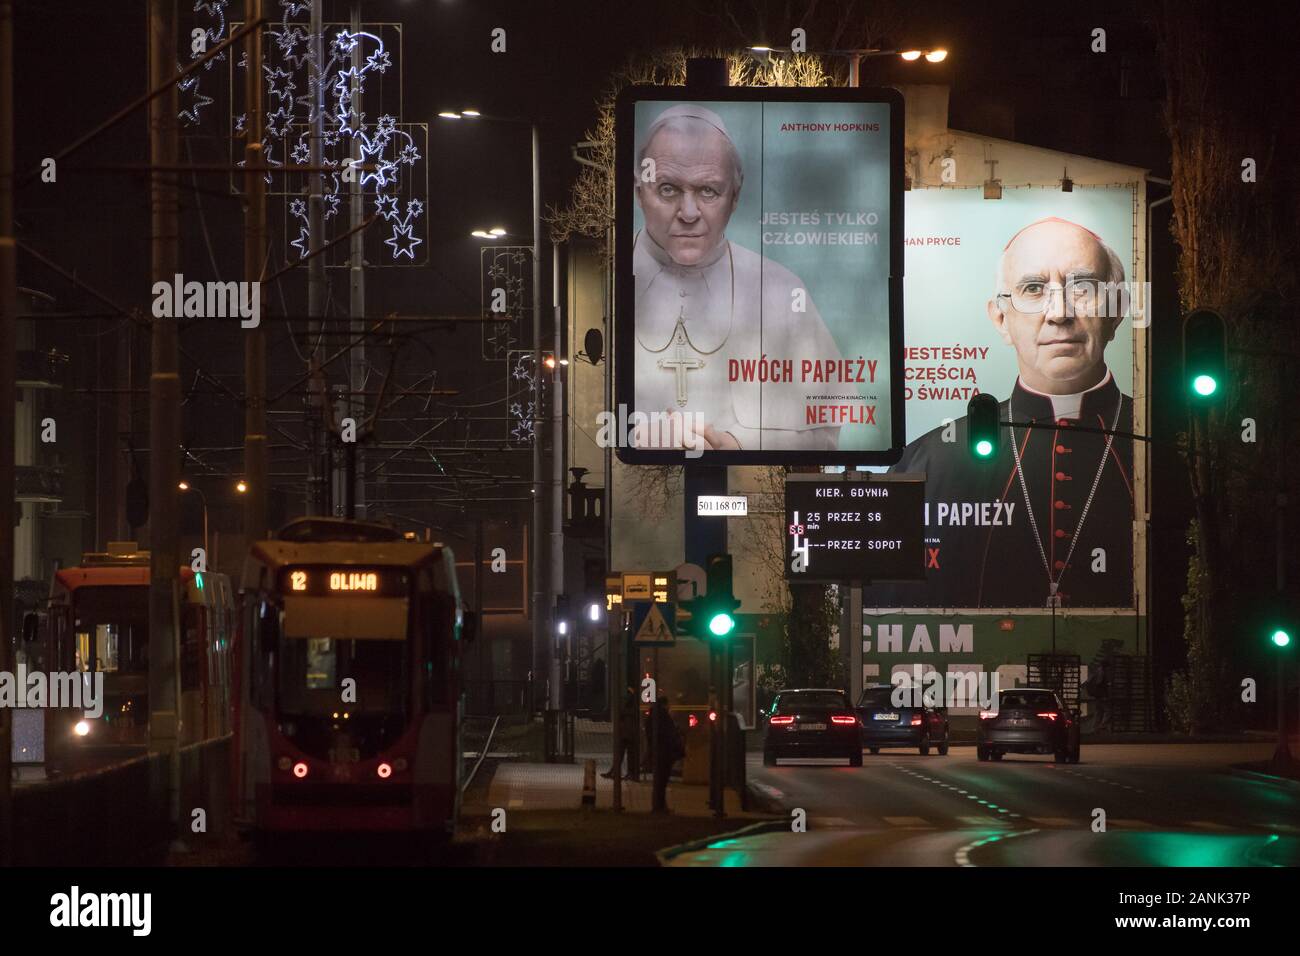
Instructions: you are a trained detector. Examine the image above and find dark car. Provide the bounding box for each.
[977,688,1080,763]
[762,688,863,767]
[856,683,950,756]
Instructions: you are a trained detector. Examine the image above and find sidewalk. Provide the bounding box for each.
[477,758,758,817]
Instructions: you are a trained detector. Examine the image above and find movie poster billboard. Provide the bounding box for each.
[876,186,1141,611]
[614,86,905,465]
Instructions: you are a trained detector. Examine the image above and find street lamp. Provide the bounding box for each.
[178,480,209,559]
[235,479,248,494]
[749,45,950,86]
[438,107,548,713]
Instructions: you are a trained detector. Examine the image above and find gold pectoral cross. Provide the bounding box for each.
[657,313,704,407]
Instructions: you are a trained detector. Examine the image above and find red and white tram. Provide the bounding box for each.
[233,518,468,839]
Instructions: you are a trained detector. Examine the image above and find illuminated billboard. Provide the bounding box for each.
[874,186,1140,610]
[614,85,906,465]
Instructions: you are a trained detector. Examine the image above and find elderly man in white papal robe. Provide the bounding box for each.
[633,104,844,452]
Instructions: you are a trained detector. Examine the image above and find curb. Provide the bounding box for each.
[655,817,790,865]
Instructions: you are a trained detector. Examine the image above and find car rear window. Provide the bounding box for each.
[998,690,1058,710]
[776,691,848,711]
[859,687,896,709]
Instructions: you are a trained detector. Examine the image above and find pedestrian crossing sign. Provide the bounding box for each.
[630,600,676,645]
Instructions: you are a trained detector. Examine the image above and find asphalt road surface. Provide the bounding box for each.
[669,743,1300,866]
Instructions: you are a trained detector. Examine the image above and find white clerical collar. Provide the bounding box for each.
[1017,369,1113,420]
[638,229,729,274]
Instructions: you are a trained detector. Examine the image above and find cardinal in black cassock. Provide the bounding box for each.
[887,372,1134,608]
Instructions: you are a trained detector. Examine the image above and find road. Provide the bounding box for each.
[669,743,1300,866]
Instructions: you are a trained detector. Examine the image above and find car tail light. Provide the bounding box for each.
[1036,712,1059,721]
[979,710,998,720]
[377,762,393,779]
[292,761,309,779]
[770,715,794,725]
[910,714,924,726]
[831,714,857,725]
[688,713,698,728]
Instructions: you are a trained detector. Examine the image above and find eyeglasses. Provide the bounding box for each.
[997,279,1105,315]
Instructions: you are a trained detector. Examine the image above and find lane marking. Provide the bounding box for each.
[955,827,1039,867]
[883,816,932,828]
[1028,816,1075,828]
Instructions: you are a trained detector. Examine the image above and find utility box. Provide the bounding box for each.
[680,715,710,784]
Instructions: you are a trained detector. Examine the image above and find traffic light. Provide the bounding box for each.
[967,393,1000,460]
[1271,628,1292,649]
[1182,308,1226,401]
[682,553,741,639]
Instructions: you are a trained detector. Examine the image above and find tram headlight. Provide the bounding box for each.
[292,761,309,779]
[377,762,393,779]
[73,719,91,737]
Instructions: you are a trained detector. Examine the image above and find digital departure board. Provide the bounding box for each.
[279,567,409,597]
[784,476,925,582]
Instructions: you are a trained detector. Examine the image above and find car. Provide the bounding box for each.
[856,683,950,756]
[762,688,863,767]
[977,688,1080,763]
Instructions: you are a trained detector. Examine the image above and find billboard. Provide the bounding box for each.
[873,186,1141,611]
[614,86,906,465]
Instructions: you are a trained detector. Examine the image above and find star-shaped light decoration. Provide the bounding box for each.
[290,226,311,258]
[375,114,397,138]
[290,140,310,165]
[399,142,421,166]
[264,65,295,104]
[288,197,307,220]
[384,221,423,260]
[374,194,399,221]
[405,199,424,220]
[323,193,341,219]
[178,73,214,126]
[266,105,295,138]
[366,48,392,73]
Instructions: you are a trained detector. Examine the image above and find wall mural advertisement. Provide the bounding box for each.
[615,87,905,465]
[866,185,1145,688]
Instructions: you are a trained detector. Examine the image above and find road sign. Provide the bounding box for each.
[622,572,652,601]
[785,474,925,582]
[630,600,676,646]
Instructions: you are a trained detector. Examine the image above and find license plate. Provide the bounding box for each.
[873,713,899,721]
[1006,719,1030,727]
[799,723,826,731]
[330,747,361,764]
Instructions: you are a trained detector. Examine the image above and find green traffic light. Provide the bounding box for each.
[1271,629,1291,648]
[1192,374,1218,397]
[708,612,736,637]
[975,439,994,458]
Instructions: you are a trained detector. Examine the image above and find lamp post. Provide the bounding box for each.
[438,109,549,712]
[177,480,209,559]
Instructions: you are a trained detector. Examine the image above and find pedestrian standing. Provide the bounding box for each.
[651,689,684,813]
[602,685,638,780]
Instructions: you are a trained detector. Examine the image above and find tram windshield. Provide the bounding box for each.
[70,586,149,674]
[275,593,411,717]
